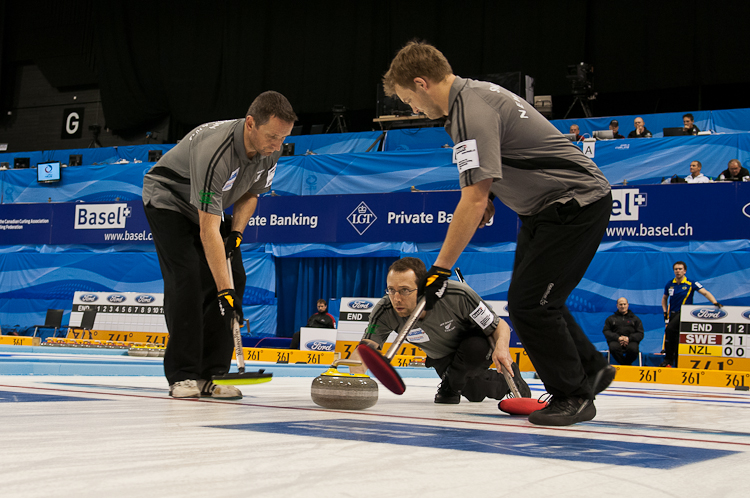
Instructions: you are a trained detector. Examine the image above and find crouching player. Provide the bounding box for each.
[351,257,530,404]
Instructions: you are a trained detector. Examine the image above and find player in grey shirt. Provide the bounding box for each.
[142,91,296,399]
[383,41,615,425]
[351,258,530,404]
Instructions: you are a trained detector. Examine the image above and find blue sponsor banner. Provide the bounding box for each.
[605,183,750,242]
[1,183,749,245]
[243,191,519,244]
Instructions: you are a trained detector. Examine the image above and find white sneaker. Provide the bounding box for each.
[169,379,200,398]
[197,380,242,400]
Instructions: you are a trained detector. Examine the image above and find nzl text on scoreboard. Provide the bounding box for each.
[679,305,750,371]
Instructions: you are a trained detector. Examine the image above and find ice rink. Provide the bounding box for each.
[2,367,750,498]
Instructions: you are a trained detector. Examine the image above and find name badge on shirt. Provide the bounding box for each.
[222,168,240,192]
[265,164,277,188]
[453,139,481,174]
[470,301,494,330]
[406,328,430,344]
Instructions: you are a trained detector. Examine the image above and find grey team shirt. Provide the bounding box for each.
[446,76,611,216]
[362,280,500,359]
[142,119,280,224]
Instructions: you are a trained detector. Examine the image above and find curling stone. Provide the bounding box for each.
[311,359,378,410]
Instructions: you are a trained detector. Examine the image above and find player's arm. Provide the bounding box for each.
[199,210,232,291]
[661,295,668,314]
[490,318,513,376]
[434,178,493,270]
[230,192,258,233]
[697,288,721,307]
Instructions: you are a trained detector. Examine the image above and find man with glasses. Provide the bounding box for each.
[350,257,531,404]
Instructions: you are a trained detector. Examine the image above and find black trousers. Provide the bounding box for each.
[144,204,246,385]
[664,312,681,365]
[425,334,502,395]
[608,340,640,365]
[508,193,612,398]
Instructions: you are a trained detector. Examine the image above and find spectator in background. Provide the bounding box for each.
[290,299,336,349]
[718,159,750,182]
[609,120,624,139]
[628,117,652,138]
[570,124,583,141]
[306,299,336,329]
[602,297,643,366]
[682,113,700,135]
[685,160,710,183]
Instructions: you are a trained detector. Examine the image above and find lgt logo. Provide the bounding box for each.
[75,204,132,229]
[610,189,647,221]
[347,202,377,235]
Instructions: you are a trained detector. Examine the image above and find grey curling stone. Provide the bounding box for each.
[311,359,378,410]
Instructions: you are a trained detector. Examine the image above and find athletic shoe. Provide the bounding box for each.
[169,379,200,398]
[589,365,616,398]
[528,396,596,426]
[511,362,532,398]
[434,375,461,404]
[658,360,673,368]
[197,380,243,400]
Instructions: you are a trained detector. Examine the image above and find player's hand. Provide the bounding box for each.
[225,231,243,258]
[491,342,513,376]
[478,197,495,228]
[218,289,243,326]
[419,265,451,310]
[714,302,723,308]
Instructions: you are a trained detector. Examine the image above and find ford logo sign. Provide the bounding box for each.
[135,294,155,304]
[742,310,750,321]
[107,294,127,303]
[80,294,98,302]
[306,340,335,351]
[690,308,728,320]
[348,300,374,310]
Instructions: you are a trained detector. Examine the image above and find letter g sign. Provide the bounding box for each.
[61,108,85,139]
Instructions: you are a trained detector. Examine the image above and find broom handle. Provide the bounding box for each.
[455,268,521,398]
[384,297,426,362]
[226,257,245,373]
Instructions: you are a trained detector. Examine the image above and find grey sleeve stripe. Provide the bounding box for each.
[199,135,234,213]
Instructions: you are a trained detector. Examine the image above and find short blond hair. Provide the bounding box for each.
[383,41,453,97]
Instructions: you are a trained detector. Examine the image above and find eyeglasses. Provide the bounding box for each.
[385,287,418,297]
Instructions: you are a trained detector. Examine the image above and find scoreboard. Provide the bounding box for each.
[679,305,750,371]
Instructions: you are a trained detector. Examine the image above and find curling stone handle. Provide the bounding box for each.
[331,359,362,368]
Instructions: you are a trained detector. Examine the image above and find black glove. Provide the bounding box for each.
[664,311,668,321]
[714,302,723,308]
[419,265,451,310]
[225,231,243,258]
[218,289,243,326]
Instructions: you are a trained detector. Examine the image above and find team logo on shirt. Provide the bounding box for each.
[199,190,215,205]
[222,168,240,191]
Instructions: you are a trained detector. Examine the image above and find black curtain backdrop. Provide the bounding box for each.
[2,1,746,137]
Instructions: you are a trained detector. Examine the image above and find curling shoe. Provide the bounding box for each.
[434,376,461,404]
[528,396,596,426]
[198,380,243,400]
[169,379,200,398]
[589,365,617,398]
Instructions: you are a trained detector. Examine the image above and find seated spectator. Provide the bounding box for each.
[685,160,710,183]
[627,117,652,138]
[569,124,583,141]
[609,119,624,139]
[682,113,700,135]
[718,159,750,182]
[602,297,644,366]
[306,299,336,329]
[289,299,336,349]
